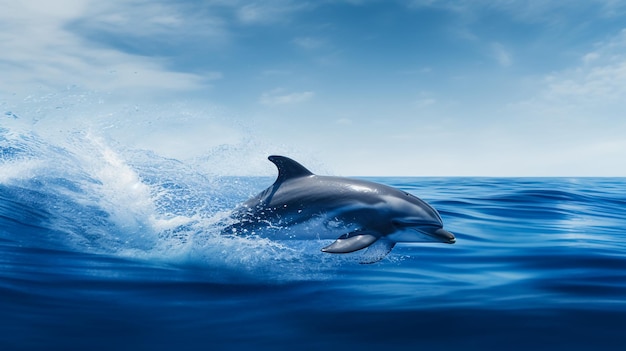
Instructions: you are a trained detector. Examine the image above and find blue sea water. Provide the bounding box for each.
[1,125,626,350]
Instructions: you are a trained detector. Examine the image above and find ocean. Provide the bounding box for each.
[1,125,626,350]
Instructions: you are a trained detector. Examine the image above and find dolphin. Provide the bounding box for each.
[224,155,455,263]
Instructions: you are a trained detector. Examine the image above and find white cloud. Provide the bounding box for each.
[600,0,626,17]
[237,4,271,24]
[414,98,436,108]
[537,29,626,106]
[335,118,353,125]
[409,1,623,22]
[236,1,310,25]
[412,91,437,108]
[80,1,227,40]
[505,28,626,121]
[293,37,326,50]
[486,28,626,176]
[491,42,513,67]
[582,52,600,64]
[0,0,216,96]
[259,89,315,106]
[260,69,292,77]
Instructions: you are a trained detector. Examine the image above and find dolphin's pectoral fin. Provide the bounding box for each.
[321,231,379,253]
[358,238,396,264]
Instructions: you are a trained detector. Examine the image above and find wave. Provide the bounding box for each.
[2,97,626,287]
[3,95,626,350]
[1,116,391,282]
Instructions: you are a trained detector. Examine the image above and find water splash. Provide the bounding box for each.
[1,93,340,280]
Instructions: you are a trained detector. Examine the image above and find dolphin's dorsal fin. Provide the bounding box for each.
[268,155,314,183]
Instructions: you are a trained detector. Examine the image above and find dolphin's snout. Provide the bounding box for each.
[434,228,456,244]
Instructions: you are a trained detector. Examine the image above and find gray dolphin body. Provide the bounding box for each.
[224,155,455,262]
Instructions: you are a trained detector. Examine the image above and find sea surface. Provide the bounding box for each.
[1,126,626,350]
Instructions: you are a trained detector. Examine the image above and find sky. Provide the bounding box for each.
[1,0,626,176]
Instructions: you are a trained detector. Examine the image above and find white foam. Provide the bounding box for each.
[83,134,159,236]
[1,93,342,280]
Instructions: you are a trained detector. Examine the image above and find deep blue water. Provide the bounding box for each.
[1,128,626,350]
